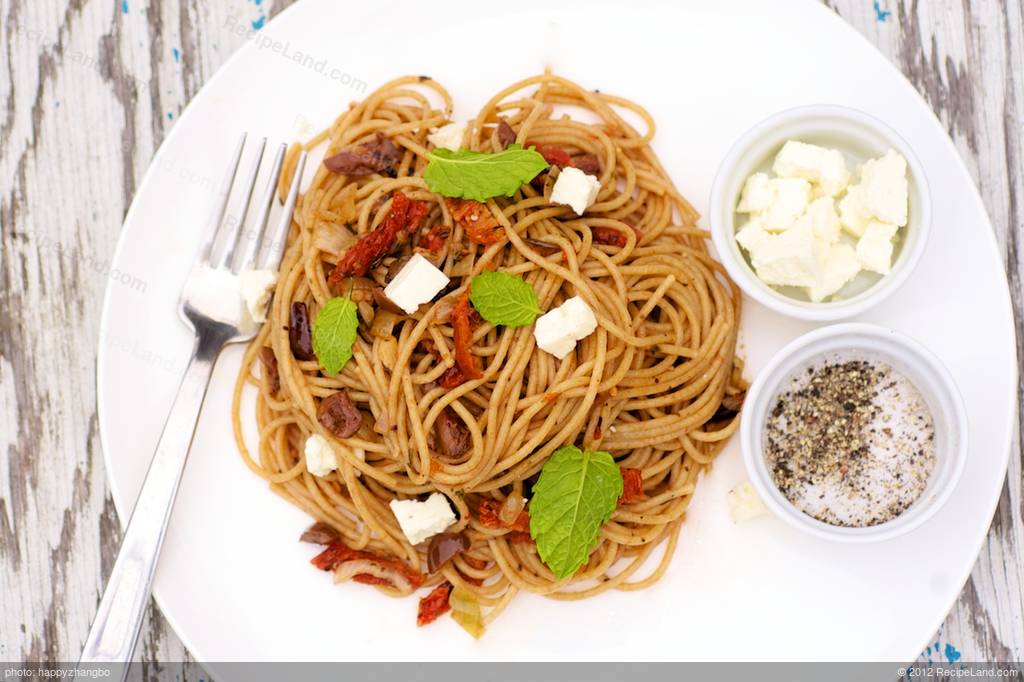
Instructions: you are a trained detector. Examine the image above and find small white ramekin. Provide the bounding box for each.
[740,323,968,543]
[709,105,931,321]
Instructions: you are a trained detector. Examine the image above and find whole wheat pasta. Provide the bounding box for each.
[232,73,746,630]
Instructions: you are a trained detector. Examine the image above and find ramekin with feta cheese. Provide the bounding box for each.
[709,105,931,321]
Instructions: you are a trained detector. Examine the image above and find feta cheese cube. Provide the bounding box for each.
[838,185,873,237]
[809,243,861,302]
[761,178,811,231]
[383,253,450,314]
[858,149,908,226]
[856,220,899,274]
[533,295,598,359]
[727,481,768,522]
[239,269,278,323]
[735,216,771,253]
[550,167,601,215]
[772,140,850,196]
[736,172,775,213]
[389,492,456,545]
[806,196,841,243]
[427,121,467,151]
[748,216,826,288]
[304,434,337,477]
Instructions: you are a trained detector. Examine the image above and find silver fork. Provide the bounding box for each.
[80,136,308,671]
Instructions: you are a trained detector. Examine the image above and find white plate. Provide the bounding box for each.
[97,0,1017,664]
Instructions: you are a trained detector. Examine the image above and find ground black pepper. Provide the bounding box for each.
[764,354,936,527]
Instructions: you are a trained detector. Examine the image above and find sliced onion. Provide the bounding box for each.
[373,408,391,434]
[378,336,398,370]
[299,521,340,545]
[370,310,399,339]
[372,288,407,316]
[313,221,356,257]
[432,297,455,325]
[449,586,485,638]
[448,257,473,279]
[498,494,526,526]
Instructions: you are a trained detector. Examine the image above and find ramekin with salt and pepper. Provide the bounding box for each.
[740,324,968,543]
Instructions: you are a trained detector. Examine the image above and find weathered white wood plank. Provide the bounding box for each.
[0,0,1019,673]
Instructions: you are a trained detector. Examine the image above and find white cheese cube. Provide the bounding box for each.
[550,167,601,215]
[772,140,850,197]
[859,149,908,226]
[808,243,861,302]
[856,220,899,274]
[735,216,771,253]
[838,185,873,237]
[761,178,811,232]
[384,253,450,314]
[239,269,278,323]
[749,216,826,288]
[304,434,337,477]
[389,493,456,545]
[427,121,467,151]
[533,295,598,359]
[727,481,768,522]
[806,196,841,244]
[736,172,775,213]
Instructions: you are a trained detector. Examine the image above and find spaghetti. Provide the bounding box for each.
[232,73,745,632]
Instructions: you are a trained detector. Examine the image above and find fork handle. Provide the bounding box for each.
[80,329,226,671]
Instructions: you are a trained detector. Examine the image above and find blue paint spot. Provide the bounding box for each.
[172,47,180,63]
[873,0,891,21]
[251,15,266,30]
[253,0,263,5]
[121,0,128,13]
[944,643,961,663]
[167,112,174,120]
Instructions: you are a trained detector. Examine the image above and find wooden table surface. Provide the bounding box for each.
[1,0,1021,670]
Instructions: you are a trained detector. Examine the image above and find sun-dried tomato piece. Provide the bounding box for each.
[351,574,392,587]
[477,499,530,532]
[477,498,503,528]
[310,540,424,589]
[451,292,482,382]
[508,532,534,544]
[591,226,628,248]
[417,582,454,626]
[618,467,645,505]
[439,364,470,389]
[446,198,504,246]
[420,222,449,252]
[330,191,426,280]
[532,144,572,167]
[405,198,429,233]
[509,510,529,533]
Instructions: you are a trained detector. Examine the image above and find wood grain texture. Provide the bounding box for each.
[0,0,1020,672]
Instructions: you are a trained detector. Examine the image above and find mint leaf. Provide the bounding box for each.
[529,445,624,580]
[424,144,548,201]
[469,271,541,328]
[312,297,358,375]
